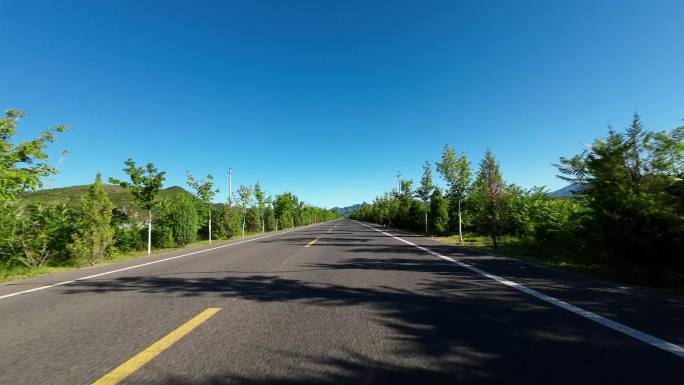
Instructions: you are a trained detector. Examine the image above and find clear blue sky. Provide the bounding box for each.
[1,1,683,208]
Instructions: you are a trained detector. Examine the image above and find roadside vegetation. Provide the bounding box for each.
[351,114,684,290]
[0,109,339,282]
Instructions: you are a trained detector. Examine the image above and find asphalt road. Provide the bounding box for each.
[1,219,683,385]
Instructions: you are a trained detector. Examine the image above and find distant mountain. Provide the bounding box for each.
[331,203,364,216]
[548,183,583,198]
[20,185,193,217]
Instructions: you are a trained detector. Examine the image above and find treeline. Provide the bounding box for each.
[0,109,339,271]
[351,114,683,279]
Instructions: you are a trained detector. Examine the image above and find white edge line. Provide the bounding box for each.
[0,223,321,300]
[354,220,684,359]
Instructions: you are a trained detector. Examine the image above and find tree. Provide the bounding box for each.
[416,161,434,233]
[254,181,265,232]
[236,185,252,237]
[0,200,20,265]
[430,188,449,235]
[472,150,504,249]
[392,179,414,228]
[0,109,68,201]
[68,174,114,266]
[399,179,413,197]
[222,205,241,239]
[14,204,77,268]
[556,115,684,268]
[186,173,219,242]
[264,197,276,231]
[163,194,199,246]
[436,144,471,242]
[109,159,166,255]
[274,192,297,229]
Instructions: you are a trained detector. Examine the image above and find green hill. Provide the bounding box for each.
[20,185,194,217]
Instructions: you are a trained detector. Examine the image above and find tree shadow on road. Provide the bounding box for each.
[310,248,684,347]
[60,263,680,384]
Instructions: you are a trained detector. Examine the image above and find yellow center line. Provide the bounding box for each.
[305,238,319,247]
[91,307,221,385]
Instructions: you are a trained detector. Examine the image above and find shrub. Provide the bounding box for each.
[9,204,78,268]
[430,189,449,235]
[162,195,199,246]
[68,174,114,266]
[152,225,175,248]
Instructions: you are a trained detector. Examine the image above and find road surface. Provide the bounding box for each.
[1,219,683,384]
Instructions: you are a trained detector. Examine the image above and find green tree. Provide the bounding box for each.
[186,173,219,242]
[416,161,434,233]
[436,144,471,242]
[254,181,265,232]
[163,194,199,246]
[394,179,414,228]
[0,200,20,265]
[264,198,277,231]
[222,205,242,239]
[472,150,504,249]
[236,185,252,237]
[430,188,449,235]
[0,109,68,201]
[109,159,166,255]
[556,114,684,268]
[13,204,77,268]
[208,205,228,239]
[245,206,260,231]
[274,192,297,229]
[68,174,114,266]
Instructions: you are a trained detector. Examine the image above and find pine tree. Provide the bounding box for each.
[556,115,684,267]
[473,150,504,249]
[69,174,113,266]
[416,161,434,233]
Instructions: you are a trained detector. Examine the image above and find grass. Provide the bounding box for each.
[0,229,270,284]
[433,233,684,292]
[0,265,76,283]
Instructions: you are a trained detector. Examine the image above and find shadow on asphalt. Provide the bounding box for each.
[59,254,683,384]
[54,220,684,384]
[293,227,684,348]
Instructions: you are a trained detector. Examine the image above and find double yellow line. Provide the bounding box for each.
[92,308,221,385]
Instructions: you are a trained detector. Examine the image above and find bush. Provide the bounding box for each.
[162,195,199,246]
[68,174,114,266]
[0,200,21,266]
[111,225,146,253]
[199,205,226,240]
[264,207,276,231]
[4,204,79,268]
[430,189,449,235]
[222,205,242,238]
[246,206,260,232]
[152,225,175,248]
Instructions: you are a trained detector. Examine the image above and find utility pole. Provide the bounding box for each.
[396,171,401,193]
[228,168,232,206]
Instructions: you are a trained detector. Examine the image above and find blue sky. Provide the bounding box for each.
[1,0,683,208]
